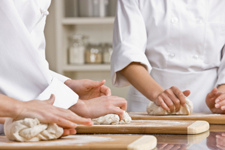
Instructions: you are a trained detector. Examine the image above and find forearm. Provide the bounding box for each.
[69,99,89,118]
[0,94,22,119]
[218,84,225,92]
[120,62,164,101]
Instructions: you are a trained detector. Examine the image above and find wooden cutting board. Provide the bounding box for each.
[76,120,209,135]
[0,135,156,150]
[156,130,209,144]
[129,112,225,124]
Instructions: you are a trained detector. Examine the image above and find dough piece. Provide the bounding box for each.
[4,118,63,142]
[92,111,132,125]
[146,97,193,115]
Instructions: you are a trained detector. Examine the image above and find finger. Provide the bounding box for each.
[215,93,225,103]
[94,80,106,88]
[183,90,191,97]
[208,88,218,98]
[61,129,70,137]
[171,86,186,106]
[57,109,93,126]
[100,85,111,96]
[157,144,168,150]
[155,96,170,111]
[111,97,127,111]
[109,106,124,120]
[163,144,174,150]
[161,93,175,113]
[68,128,76,135]
[45,94,55,105]
[172,145,181,150]
[216,100,225,110]
[165,89,181,112]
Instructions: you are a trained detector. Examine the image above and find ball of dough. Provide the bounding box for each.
[4,118,63,142]
[146,97,193,115]
[92,111,132,125]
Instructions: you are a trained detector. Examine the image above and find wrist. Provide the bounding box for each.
[69,99,90,118]
[148,87,164,102]
[11,100,24,119]
[218,84,225,93]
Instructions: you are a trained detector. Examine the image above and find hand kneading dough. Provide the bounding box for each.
[147,97,193,115]
[4,118,63,142]
[92,111,132,125]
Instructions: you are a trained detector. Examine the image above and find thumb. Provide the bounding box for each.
[94,80,106,87]
[183,90,191,97]
[45,94,55,105]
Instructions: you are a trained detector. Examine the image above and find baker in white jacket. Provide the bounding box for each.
[111,0,225,113]
[0,0,127,134]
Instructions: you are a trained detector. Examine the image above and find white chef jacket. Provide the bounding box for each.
[0,0,78,133]
[111,0,225,113]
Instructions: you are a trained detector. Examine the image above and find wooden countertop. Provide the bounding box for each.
[0,124,223,150]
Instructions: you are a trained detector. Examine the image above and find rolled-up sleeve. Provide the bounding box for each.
[111,0,151,87]
[216,45,225,87]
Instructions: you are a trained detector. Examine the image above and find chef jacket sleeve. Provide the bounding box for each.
[216,45,225,87]
[111,0,151,87]
[50,70,70,83]
[0,1,78,109]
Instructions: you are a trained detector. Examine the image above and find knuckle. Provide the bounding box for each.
[170,86,176,90]
[55,117,63,123]
[164,89,170,94]
[173,100,180,105]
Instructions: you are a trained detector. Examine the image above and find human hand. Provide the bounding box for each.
[153,86,191,113]
[206,88,225,114]
[157,144,187,150]
[15,95,93,136]
[69,96,127,120]
[216,133,225,149]
[65,79,111,100]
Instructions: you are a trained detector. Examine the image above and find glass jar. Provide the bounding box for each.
[103,43,113,64]
[68,35,86,65]
[85,44,102,64]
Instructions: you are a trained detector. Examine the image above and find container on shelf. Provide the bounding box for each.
[68,35,87,65]
[108,0,117,16]
[79,0,109,17]
[103,43,113,63]
[64,0,78,17]
[85,44,103,64]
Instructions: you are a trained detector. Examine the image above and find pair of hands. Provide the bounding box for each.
[206,87,225,113]
[153,86,190,113]
[13,79,126,136]
[154,86,225,113]
[65,79,127,119]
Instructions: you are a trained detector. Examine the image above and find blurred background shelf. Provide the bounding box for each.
[45,0,129,98]
[62,17,115,25]
[63,64,110,71]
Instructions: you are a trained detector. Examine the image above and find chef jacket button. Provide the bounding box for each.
[171,17,178,24]
[169,53,175,58]
[193,55,199,59]
[196,19,203,24]
[40,8,49,16]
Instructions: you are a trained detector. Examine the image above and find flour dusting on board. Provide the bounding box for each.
[0,136,114,147]
[93,120,190,127]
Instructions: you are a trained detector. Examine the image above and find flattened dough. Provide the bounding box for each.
[147,97,193,115]
[92,111,132,125]
[4,118,63,142]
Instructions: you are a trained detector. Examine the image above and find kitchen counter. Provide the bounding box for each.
[153,125,225,150]
[0,125,224,150]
